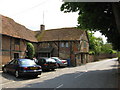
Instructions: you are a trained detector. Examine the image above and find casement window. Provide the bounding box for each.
[61,42,64,47]
[15,38,20,45]
[61,42,69,48]
[47,43,49,47]
[66,42,69,47]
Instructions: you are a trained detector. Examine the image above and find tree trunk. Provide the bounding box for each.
[112,2,120,34]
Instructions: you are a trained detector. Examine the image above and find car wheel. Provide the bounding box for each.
[3,68,7,73]
[33,75,38,78]
[57,64,60,67]
[51,68,55,71]
[15,70,20,78]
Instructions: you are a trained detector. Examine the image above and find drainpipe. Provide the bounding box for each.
[70,41,72,66]
[58,41,59,57]
[10,37,12,60]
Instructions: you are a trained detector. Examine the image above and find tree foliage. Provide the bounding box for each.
[101,43,112,53]
[88,32,116,54]
[61,2,120,50]
[26,42,35,59]
[88,32,103,54]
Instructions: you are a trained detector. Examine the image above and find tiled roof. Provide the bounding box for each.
[37,47,54,53]
[1,15,37,42]
[36,27,85,42]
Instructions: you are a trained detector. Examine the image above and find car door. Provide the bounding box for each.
[5,60,15,72]
[10,59,19,73]
[38,59,45,66]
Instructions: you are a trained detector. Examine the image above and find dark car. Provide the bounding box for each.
[51,57,68,67]
[2,59,42,78]
[35,57,58,71]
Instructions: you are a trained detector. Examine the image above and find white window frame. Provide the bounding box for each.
[66,42,69,47]
[61,42,64,47]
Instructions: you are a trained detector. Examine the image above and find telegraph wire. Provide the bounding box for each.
[12,0,49,16]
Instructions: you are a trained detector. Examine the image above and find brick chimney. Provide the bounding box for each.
[40,24,45,32]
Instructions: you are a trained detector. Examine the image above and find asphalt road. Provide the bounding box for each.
[1,58,119,89]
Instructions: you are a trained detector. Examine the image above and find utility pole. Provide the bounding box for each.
[43,11,44,25]
[58,34,59,57]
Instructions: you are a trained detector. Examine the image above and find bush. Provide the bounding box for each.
[26,42,35,59]
[107,49,117,54]
[89,51,95,55]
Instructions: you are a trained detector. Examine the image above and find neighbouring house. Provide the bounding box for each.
[0,15,37,65]
[0,15,89,66]
[36,25,89,66]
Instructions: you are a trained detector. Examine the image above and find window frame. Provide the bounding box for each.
[61,42,64,47]
[66,42,69,48]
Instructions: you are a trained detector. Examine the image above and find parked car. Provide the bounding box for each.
[51,57,68,67]
[35,57,58,71]
[2,59,42,78]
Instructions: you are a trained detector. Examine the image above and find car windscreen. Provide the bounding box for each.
[52,57,61,61]
[46,58,56,62]
[19,59,36,65]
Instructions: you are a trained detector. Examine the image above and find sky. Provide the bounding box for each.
[0,0,107,43]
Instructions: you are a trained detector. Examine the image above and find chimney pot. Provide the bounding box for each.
[40,24,45,32]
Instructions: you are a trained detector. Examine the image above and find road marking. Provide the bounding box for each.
[56,84,63,88]
[1,58,117,88]
[74,72,86,78]
[74,59,117,79]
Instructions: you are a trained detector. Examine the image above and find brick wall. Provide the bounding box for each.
[37,40,89,67]
[89,54,117,62]
[2,36,10,50]
[2,36,11,64]
[2,52,10,64]
[2,35,27,64]
[59,42,70,59]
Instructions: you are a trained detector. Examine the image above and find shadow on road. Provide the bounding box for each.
[1,68,67,81]
[11,67,119,88]
[1,60,119,89]
[111,64,120,68]
[1,68,63,81]
[2,72,40,81]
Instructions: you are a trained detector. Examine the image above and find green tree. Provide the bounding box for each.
[101,43,112,53]
[88,32,116,54]
[26,42,35,59]
[88,32,103,54]
[61,2,120,50]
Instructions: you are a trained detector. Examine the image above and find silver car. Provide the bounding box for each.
[51,57,68,67]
